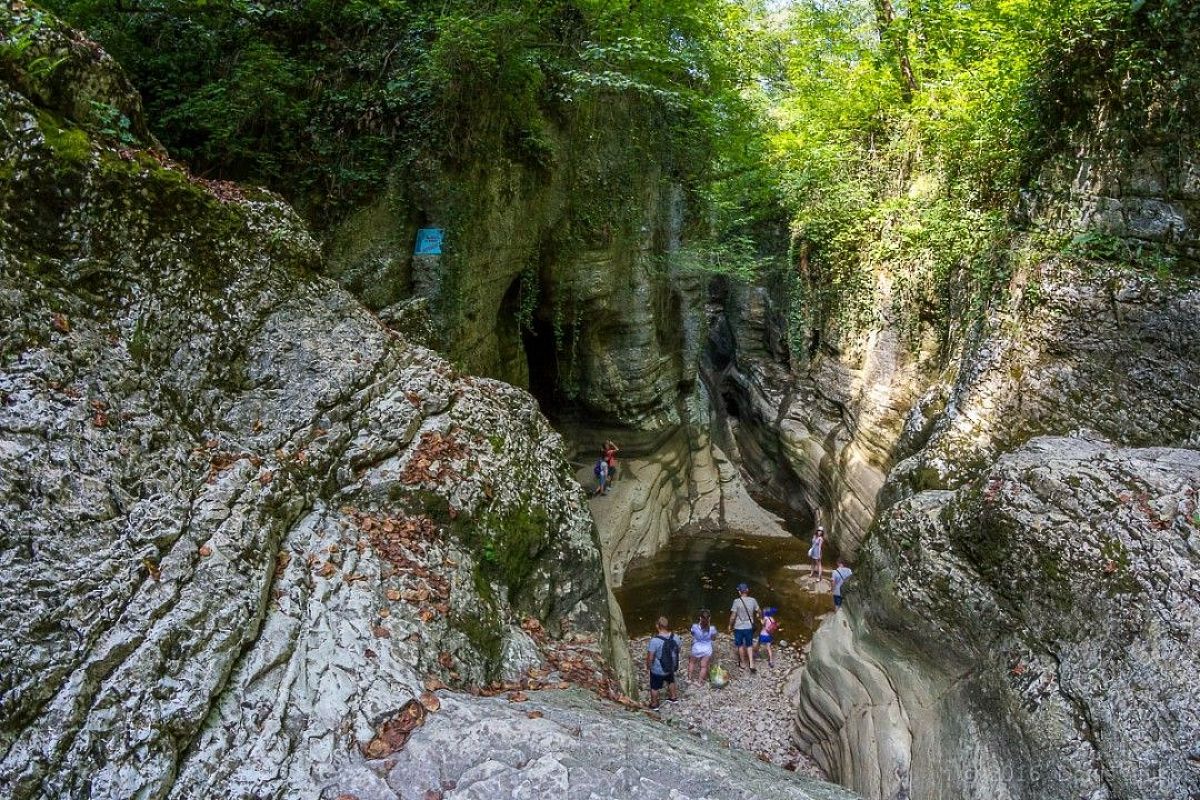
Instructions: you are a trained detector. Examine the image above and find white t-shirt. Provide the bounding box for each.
[730,595,759,629]
[832,566,853,596]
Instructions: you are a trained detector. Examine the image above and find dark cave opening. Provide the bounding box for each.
[522,310,560,421]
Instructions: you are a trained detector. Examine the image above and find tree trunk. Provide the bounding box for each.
[872,0,918,102]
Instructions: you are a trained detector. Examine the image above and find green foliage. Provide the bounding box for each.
[41,0,758,230]
[0,10,67,78]
[1062,229,1180,278]
[751,0,1199,351]
[89,100,137,145]
[667,234,770,281]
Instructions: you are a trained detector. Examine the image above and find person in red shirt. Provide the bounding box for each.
[603,440,620,484]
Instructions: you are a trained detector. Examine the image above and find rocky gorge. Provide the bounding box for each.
[2,2,1199,800]
[0,7,855,798]
[699,107,1200,800]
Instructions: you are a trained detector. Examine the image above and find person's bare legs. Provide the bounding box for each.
[699,654,711,682]
[687,655,698,683]
[667,679,678,702]
[738,643,755,671]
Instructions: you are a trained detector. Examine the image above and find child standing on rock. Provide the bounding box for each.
[593,452,609,496]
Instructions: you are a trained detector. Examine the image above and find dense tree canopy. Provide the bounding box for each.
[39,0,1198,291]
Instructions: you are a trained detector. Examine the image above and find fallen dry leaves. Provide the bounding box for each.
[347,508,452,622]
[362,699,430,759]
[400,428,470,486]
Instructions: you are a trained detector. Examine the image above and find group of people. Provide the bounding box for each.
[643,525,855,709]
[642,583,782,708]
[810,525,853,608]
[592,440,619,496]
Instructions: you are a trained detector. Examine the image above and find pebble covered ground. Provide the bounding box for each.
[627,576,835,782]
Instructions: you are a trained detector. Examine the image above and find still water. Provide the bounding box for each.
[613,530,832,641]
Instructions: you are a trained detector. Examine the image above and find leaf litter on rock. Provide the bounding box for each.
[362,699,429,759]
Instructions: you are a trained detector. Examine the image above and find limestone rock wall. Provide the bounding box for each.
[323,98,700,431]
[0,13,632,794]
[796,438,1200,800]
[777,85,1200,800]
[325,101,730,574]
[704,279,930,552]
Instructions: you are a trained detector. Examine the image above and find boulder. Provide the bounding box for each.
[795,437,1200,800]
[0,14,627,796]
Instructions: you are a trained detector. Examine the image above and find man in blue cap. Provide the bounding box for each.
[727,582,761,673]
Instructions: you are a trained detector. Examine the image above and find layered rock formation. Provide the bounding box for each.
[0,9,859,799]
[326,74,784,577]
[797,437,1200,800]
[703,277,914,549]
[757,66,1200,800]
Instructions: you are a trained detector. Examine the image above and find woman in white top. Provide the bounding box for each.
[808,526,825,580]
[688,609,717,683]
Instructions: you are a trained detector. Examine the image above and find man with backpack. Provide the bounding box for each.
[593,453,609,496]
[645,616,681,708]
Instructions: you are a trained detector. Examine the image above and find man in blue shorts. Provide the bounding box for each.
[831,559,853,609]
[728,583,761,673]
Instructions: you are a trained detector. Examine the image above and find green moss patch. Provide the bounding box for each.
[36,110,92,164]
[457,504,551,606]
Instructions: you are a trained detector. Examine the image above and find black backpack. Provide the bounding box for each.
[656,634,680,674]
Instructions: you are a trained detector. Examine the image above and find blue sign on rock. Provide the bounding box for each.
[414,228,444,256]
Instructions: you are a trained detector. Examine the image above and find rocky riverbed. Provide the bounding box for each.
[627,624,829,780]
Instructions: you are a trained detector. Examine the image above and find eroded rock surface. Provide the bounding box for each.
[796,438,1200,800]
[373,689,859,800]
[0,10,864,799]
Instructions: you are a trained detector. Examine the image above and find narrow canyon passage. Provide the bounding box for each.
[4,2,1198,799]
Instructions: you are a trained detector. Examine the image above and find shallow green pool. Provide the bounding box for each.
[613,530,834,642]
